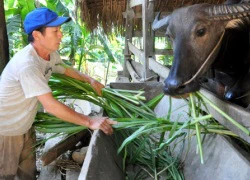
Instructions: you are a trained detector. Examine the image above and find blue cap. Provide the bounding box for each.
[24,7,71,34]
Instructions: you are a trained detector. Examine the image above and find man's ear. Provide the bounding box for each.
[32,31,42,41]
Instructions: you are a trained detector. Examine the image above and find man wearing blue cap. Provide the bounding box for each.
[0,7,116,179]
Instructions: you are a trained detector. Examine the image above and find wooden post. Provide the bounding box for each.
[123,0,134,78]
[142,0,154,80]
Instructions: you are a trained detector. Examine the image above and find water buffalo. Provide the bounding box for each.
[152,2,250,104]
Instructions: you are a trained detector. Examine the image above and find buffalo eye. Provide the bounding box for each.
[196,28,206,37]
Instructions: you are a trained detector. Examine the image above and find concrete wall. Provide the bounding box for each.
[155,96,250,180]
[78,131,125,180]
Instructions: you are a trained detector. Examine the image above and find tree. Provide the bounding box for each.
[0,0,9,74]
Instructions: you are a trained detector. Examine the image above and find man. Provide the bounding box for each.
[0,7,116,180]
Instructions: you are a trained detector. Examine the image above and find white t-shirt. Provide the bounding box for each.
[0,44,66,136]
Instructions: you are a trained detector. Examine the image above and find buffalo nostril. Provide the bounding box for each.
[164,78,186,93]
[166,79,182,89]
[224,91,235,100]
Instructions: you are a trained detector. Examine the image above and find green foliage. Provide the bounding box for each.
[155,37,173,66]
[4,0,124,82]
[60,22,103,70]
[4,0,35,19]
[158,54,173,66]
[18,0,36,19]
[6,14,27,56]
[35,113,87,133]
[4,0,36,55]
[45,0,70,16]
[116,131,184,180]
[4,0,16,9]
[4,8,19,17]
[98,34,115,63]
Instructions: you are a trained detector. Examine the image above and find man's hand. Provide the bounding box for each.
[88,117,117,135]
[64,68,104,96]
[90,79,105,96]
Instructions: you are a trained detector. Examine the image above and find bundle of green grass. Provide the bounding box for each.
[34,73,249,180]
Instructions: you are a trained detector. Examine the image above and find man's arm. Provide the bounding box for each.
[37,92,116,135]
[64,67,104,96]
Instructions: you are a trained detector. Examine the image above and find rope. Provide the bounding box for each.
[182,30,226,86]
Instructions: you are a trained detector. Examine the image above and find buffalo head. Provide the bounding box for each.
[152,3,250,97]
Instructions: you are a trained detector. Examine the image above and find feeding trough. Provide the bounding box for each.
[78,82,250,180]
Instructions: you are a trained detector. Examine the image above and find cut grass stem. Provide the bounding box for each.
[190,94,204,164]
[196,92,250,136]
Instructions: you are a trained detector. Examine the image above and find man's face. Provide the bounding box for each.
[38,26,63,52]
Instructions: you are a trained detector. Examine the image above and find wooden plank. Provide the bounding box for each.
[134,30,166,37]
[142,0,154,80]
[199,89,250,143]
[155,49,173,55]
[130,0,143,8]
[127,47,172,56]
[123,0,135,78]
[128,42,143,60]
[126,61,141,82]
[149,57,170,79]
[127,46,172,55]
[41,130,90,166]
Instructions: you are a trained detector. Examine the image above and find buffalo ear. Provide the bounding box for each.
[152,13,171,31]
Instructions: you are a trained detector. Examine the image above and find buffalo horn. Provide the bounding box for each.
[208,3,250,20]
[152,12,170,30]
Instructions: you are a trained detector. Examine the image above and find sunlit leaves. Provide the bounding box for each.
[6,14,27,56]
[17,0,36,19]
[98,34,115,63]
[4,8,19,17]
[4,0,17,10]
